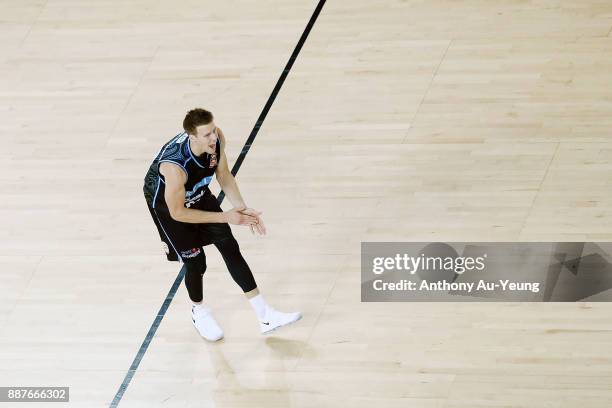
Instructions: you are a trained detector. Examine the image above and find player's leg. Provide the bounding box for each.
[212,235,257,292]
[182,248,224,342]
[151,207,224,341]
[183,249,206,304]
[213,236,302,334]
[195,190,302,335]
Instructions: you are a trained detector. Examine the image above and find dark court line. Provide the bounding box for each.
[218,0,327,200]
[110,1,326,406]
[109,268,185,407]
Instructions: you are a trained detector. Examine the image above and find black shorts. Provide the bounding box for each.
[147,189,233,262]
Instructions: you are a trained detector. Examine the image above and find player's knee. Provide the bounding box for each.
[215,236,240,254]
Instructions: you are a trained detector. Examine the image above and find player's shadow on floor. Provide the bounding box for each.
[265,337,316,359]
[204,338,315,407]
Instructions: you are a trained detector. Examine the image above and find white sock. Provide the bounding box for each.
[249,294,269,320]
[192,302,205,312]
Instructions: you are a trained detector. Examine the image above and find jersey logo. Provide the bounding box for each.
[180,248,201,259]
[209,154,217,168]
[185,190,205,207]
[185,176,213,199]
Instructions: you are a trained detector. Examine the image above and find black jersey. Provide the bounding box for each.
[143,131,221,211]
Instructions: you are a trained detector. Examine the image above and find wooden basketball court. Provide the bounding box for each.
[2,1,612,406]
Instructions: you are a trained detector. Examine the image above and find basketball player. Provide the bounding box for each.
[143,108,301,341]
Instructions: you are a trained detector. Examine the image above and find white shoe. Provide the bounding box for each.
[259,306,302,335]
[192,305,224,341]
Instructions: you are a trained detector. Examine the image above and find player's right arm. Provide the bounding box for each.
[159,162,258,226]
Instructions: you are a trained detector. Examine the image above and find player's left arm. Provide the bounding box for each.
[215,127,247,208]
[215,127,266,235]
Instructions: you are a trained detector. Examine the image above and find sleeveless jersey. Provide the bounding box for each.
[143,131,221,211]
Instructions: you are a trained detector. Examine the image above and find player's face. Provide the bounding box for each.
[194,122,218,154]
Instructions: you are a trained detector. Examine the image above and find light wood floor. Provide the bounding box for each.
[2,1,612,407]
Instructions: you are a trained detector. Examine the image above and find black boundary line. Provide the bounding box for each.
[110,1,326,406]
[218,0,327,200]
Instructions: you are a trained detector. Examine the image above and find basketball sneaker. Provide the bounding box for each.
[259,306,302,335]
[191,305,224,341]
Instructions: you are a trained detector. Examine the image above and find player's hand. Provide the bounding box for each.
[240,207,267,235]
[225,206,258,227]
